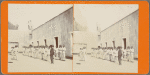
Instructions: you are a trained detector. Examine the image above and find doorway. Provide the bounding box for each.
[123,38,126,49]
[112,41,115,48]
[37,41,39,46]
[55,37,58,48]
[105,42,107,47]
[44,39,47,46]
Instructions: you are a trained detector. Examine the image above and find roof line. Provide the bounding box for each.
[100,9,139,33]
[32,6,73,31]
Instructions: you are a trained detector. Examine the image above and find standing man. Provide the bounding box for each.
[109,48,113,61]
[122,48,127,61]
[100,47,103,59]
[130,46,134,62]
[12,47,18,60]
[58,45,62,60]
[106,47,110,60]
[113,47,118,62]
[41,46,43,59]
[118,46,123,65]
[97,47,100,58]
[79,48,82,60]
[126,46,131,61]
[50,45,54,64]
[62,45,66,61]
[91,48,94,57]
[82,47,86,61]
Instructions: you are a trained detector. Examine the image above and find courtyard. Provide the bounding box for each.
[8,53,72,72]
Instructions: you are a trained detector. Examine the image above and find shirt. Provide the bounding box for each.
[55,48,58,53]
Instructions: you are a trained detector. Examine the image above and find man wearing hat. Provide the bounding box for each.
[91,48,94,57]
[50,45,54,64]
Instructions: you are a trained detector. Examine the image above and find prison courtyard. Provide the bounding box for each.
[73,55,138,73]
[8,53,72,72]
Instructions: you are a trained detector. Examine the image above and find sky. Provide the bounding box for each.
[9,4,138,31]
[8,4,73,31]
[74,4,139,31]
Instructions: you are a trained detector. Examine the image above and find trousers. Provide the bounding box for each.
[50,56,54,63]
[118,55,122,65]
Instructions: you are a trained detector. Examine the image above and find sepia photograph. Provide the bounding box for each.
[1,1,149,74]
[73,4,139,73]
[8,4,73,72]
[7,3,140,73]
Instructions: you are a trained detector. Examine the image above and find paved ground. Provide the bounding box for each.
[8,53,72,72]
[8,53,138,73]
[73,55,138,73]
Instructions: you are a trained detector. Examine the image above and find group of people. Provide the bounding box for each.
[91,46,134,65]
[10,45,66,64]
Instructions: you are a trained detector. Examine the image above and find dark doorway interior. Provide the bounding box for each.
[105,42,107,47]
[112,41,115,48]
[44,39,47,46]
[55,37,58,48]
[123,38,126,49]
[37,41,39,46]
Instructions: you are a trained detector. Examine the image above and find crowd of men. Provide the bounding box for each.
[91,46,135,65]
[9,45,67,64]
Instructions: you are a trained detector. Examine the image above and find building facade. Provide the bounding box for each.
[99,9,139,58]
[8,30,30,52]
[8,21,31,52]
[31,7,73,57]
[73,19,101,54]
[73,31,99,54]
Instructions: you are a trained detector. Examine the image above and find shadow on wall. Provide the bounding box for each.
[66,56,73,60]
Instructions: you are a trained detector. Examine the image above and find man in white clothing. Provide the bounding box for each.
[130,46,134,62]
[82,47,86,61]
[58,45,62,60]
[61,45,66,61]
